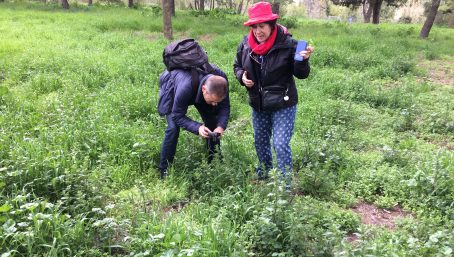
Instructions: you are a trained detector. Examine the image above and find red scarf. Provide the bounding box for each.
[248,25,277,55]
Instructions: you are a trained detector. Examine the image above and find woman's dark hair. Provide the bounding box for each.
[265,19,277,28]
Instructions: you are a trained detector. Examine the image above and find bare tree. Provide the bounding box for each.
[271,1,280,15]
[163,0,173,40]
[243,0,251,14]
[420,0,441,38]
[237,0,244,14]
[171,0,175,16]
[361,0,372,22]
[128,0,133,8]
[443,0,454,27]
[200,0,205,11]
[333,0,407,24]
[269,0,293,16]
[61,0,69,9]
[450,9,454,27]
[193,0,199,10]
[371,0,383,24]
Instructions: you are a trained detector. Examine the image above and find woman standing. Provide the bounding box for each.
[233,1,314,181]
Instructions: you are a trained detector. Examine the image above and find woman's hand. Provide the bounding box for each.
[242,71,254,88]
[299,46,315,60]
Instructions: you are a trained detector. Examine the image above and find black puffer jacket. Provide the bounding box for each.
[233,26,310,111]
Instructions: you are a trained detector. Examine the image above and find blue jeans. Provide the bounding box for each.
[159,113,220,172]
[252,105,296,178]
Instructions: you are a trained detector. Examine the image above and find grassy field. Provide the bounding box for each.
[0,2,453,256]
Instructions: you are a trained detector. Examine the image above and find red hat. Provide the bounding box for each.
[243,1,279,26]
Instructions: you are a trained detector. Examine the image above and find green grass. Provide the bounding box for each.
[1,2,453,256]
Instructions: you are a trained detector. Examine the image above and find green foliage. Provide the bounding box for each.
[279,16,298,29]
[189,8,237,18]
[243,179,359,256]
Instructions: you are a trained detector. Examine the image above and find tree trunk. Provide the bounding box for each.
[363,0,373,23]
[243,0,250,15]
[449,9,454,28]
[61,0,69,9]
[372,0,383,24]
[88,0,92,6]
[163,0,173,40]
[200,0,204,11]
[420,0,441,38]
[271,2,280,15]
[237,0,244,14]
[171,0,175,16]
[128,0,133,8]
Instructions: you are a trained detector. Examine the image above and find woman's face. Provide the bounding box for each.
[251,22,272,43]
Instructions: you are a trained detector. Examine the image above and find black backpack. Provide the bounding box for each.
[158,38,214,116]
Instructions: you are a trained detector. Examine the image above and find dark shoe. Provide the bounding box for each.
[159,169,168,180]
[255,167,269,181]
[257,174,269,181]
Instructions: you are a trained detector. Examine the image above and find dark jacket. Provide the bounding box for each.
[233,26,310,111]
[168,66,230,134]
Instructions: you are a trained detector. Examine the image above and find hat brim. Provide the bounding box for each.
[243,15,278,26]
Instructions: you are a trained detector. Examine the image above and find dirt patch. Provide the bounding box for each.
[131,31,160,42]
[198,33,217,42]
[146,34,160,42]
[174,31,190,39]
[162,200,189,213]
[346,233,360,243]
[426,137,454,151]
[345,202,412,243]
[417,59,454,87]
[350,202,411,230]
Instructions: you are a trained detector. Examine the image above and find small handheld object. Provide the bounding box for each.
[208,131,220,139]
[294,40,307,62]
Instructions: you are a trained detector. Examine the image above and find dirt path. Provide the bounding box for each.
[417,58,454,87]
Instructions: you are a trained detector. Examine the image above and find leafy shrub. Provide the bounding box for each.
[279,16,298,29]
[396,26,415,36]
[404,151,454,216]
[97,0,124,6]
[295,134,350,197]
[189,8,236,18]
[427,109,454,134]
[0,86,10,106]
[243,182,359,256]
[398,16,413,24]
[343,216,454,256]
[140,5,162,15]
[393,105,418,132]
[0,195,123,256]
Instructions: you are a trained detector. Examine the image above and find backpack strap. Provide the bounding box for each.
[191,68,199,93]
[191,63,216,94]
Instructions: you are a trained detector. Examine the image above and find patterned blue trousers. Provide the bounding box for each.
[252,105,297,177]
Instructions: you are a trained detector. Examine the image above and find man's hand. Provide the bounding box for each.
[198,125,211,138]
[242,71,254,88]
[213,127,225,137]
